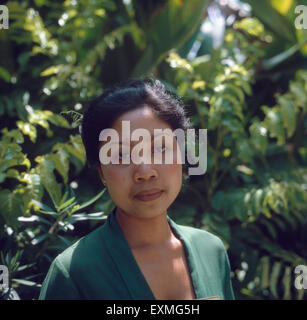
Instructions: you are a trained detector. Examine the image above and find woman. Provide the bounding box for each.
[39,78,235,300]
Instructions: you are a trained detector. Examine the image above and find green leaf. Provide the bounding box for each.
[40,65,63,77]
[11,250,23,273]
[20,173,44,212]
[261,219,277,239]
[77,188,106,211]
[297,288,305,300]
[249,121,268,154]
[244,192,254,218]
[132,0,210,76]
[0,66,11,82]
[260,256,270,289]
[16,263,36,272]
[253,189,264,217]
[48,114,71,129]
[263,44,302,70]
[16,121,37,143]
[65,135,86,166]
[270,261,282,299]
[37,157,62,208]
[282,210,297,231]
[273,216,287,232]
[225,83,245,104]
[262,106,285,145]
[225,191,247,222]
[0,173,6,183]
[243,0,296,43]
[234,17,266,37]
[67,212,106,224]
[31,233,49,246]
[36,210,57,217]
[202,212,231,244]
[51,145,70,184]
[31,199,53,213]
[278,96,296,138]
[18,215,52,226]
[0,189,24,230]
[6,169,19,179]
[236,138,254,163]
[12,278,40,287]
[282,266,291,300]
[270,0,293,15]
[211,191,224,211]
[290,82,307,108]
[291,210,306,225]
[57,196,76,213]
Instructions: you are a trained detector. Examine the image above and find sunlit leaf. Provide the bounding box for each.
[0,189,23,229]
[37,156,62,208]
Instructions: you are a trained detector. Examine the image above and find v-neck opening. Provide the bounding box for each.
[105,207,200,300]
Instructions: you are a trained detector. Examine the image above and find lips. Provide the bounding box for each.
[134,189,163,202]
[135,188,162,196]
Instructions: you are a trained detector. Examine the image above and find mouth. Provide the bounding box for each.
[134,189,164,202]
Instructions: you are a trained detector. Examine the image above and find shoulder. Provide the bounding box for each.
[52,222,107,273]
[175,222,224,246]
[174,222,227,257]
[39,221,112,299]
[38,226,105,300]
[174,223,232,284]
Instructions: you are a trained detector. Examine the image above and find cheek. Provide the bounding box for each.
[106,169,121,183]
[105,166,129,186]
[163,164,182,185]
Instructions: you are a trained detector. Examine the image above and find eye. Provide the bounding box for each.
[119,152,130,159]
[154,145,167,153]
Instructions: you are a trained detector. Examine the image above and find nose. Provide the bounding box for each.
[134,163,158,183]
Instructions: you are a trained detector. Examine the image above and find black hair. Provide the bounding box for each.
[81,77,191,169]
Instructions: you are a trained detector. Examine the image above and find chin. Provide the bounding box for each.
[138,210,167,219]
[130,205,169,219]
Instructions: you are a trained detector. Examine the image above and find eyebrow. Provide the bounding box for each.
[110,132,174,145]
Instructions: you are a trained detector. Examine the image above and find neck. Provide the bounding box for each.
[114,207,177,250]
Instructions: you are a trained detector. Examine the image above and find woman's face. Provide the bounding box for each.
[97,105,183,219]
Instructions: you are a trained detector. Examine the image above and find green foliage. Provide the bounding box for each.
[163,14,307,300]
[243,0,296,43]
[132,0,210,76]
[0,250,39,296]
[21,188,107,259]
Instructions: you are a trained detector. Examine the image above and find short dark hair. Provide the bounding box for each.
[81,77,191,169]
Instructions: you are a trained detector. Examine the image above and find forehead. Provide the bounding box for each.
[98,106,176,148]
[112,106,172,134]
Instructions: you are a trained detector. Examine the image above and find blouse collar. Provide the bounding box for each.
[103,206,205,299]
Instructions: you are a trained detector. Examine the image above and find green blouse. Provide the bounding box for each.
[39,207,235,300]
